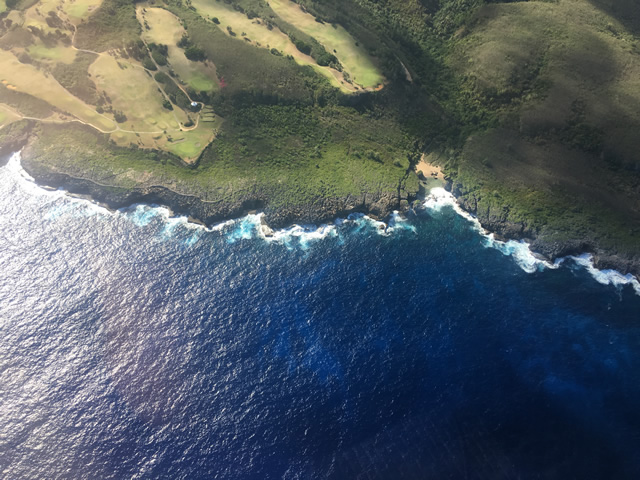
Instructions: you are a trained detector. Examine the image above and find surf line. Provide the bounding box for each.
[2,151,413,249]
[5,151,639,294]
[424,187,640,295]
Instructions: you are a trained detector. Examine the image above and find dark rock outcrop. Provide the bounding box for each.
[20,156,416,232]
[14,140,640,279]
[0,121,34,167]
[455,187,640,279]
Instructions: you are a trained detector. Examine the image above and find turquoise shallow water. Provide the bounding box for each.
[1,153,640,479]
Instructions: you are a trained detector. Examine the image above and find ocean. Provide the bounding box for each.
[1,152,640,479]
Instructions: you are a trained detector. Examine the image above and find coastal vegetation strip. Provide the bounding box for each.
[20,102,419,220]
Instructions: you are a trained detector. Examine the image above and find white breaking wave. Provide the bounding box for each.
[386,211,417,235]
[6,152,110,219]
[221,213,339,249]
[424,188,554,273]
[3,152,638,293]
[423,188,639,294]
[224,209,415,249]
[12,155,415,248]
[225,214,263,244]
[262,221,338,250]
[564,254,640,295]
[6,152,66,200]
[342,211,416,237]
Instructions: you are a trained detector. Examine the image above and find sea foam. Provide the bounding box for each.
[423,188,639,294]
[4,152,638,294]
[7,152,110,219]
[6,152,66,200]
[424,188,554,273]
[564,254,640,295]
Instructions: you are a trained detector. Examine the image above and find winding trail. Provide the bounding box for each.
[69,22,204,131]
[1,17,207,140]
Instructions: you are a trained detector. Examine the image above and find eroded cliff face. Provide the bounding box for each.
[6,127,638,279]
[263,191,412,228]
[452,181,640,278]
[0,121,34,167]
[19,152,417,231]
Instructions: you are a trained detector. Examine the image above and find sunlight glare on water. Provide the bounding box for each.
[1,153,640,479]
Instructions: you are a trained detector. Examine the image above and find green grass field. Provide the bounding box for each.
[0,50,115,131]
[22,0,95,35]
[27,44,77,64]
[269,0,384,88]
[0,0,6,14]
[189,0,355,92]
[89,51,220,161]
[0,106,30,128]
[186,73,216,92]
[138,7,218,92]
[166,123,220,159]
[65,0,103,23]
[89,55,180,131]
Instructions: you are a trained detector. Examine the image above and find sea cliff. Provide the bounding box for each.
[2,118,638,278]
[18,157,412,230]
[8,140,640,279]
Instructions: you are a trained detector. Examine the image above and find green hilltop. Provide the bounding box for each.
[1,0,639,271]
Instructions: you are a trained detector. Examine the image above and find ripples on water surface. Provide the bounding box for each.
[1,153,640,479]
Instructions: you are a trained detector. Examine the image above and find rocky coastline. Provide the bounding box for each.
[18,151,414,231]
[3,137,639,280]
[451,184,640,279]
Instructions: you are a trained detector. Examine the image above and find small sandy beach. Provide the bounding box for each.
[416,154,445,183]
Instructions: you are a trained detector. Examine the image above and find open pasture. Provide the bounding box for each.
[0,106,21,128]
[90,54,220,161]
[189,0,353,92]
[108,115,220,163]
[89,55,182,132]
[138,7,218,92]
[0,49,115,130]
[23,0,69,36]
[190,0,292,52]
[20,0,102,40]
[166,123,219,161]
[64,0,103,23]
[27,43,77,64]
[269,0,384,88]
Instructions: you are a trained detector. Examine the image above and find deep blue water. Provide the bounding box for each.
[1,153,640,479]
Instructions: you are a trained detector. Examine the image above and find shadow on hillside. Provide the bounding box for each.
[588,0,640,35]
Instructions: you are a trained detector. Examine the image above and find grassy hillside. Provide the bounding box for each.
[299,0,640,258]
[445,0,640,254]
[74,0,141,51]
